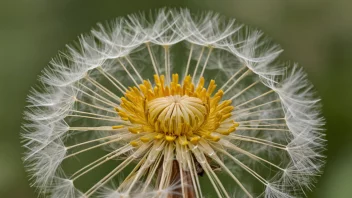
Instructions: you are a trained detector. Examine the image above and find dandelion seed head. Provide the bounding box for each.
[21,8,325,198]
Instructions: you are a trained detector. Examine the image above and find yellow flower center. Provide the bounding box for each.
[115,74,239,146]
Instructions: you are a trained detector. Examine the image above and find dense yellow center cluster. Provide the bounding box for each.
[116,74,239,146]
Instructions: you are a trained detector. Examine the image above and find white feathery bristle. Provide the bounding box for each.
[145,183,183,198]
[264,183,294,198]
[66,34,108,70]
[50,178,83,198]
[24,140,66,190]
[227,29,284,81]
[40,58,87,87]
[22,120,69,151]
[181,9,241,47]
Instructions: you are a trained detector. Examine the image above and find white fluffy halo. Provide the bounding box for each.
[22,8,325,198]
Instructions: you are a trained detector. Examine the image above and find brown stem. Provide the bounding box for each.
[157,160,196,198]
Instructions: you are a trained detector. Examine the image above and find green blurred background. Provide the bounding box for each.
[0,0,351,197]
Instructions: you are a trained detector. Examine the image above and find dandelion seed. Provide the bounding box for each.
[22,8,325,198]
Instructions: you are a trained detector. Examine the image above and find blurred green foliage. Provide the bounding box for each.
[0,0,351,197]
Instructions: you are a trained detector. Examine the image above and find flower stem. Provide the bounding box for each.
[166,160,196,198]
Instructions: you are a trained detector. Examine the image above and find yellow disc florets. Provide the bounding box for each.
[116,74,239,146]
